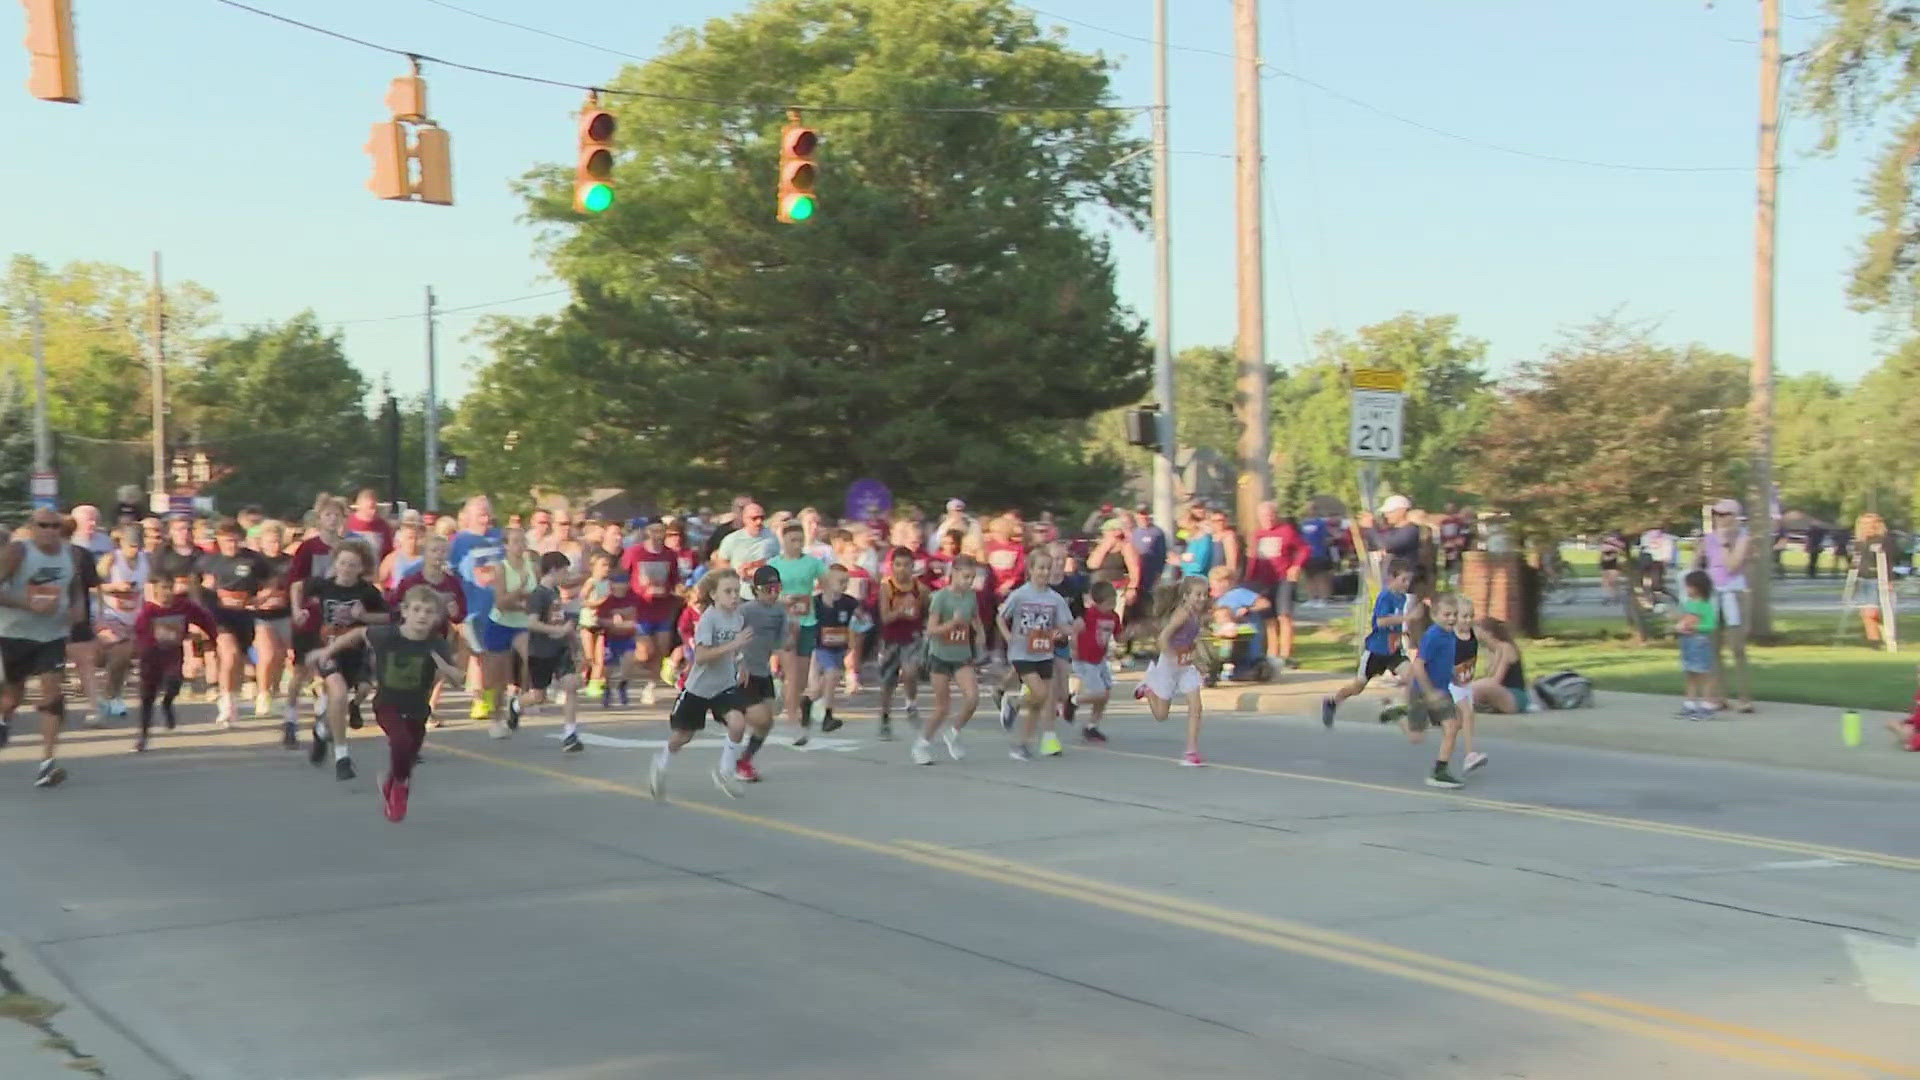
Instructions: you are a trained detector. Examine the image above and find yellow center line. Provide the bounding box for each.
[1092,746,1920,872]
[434,742,1909,1079]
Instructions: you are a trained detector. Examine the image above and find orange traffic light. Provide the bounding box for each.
[22,0,80,103]
[777,118,818,223]
[363,69,452,205]
[574,105,616,214]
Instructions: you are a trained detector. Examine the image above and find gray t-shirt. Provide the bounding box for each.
[737,600,788,677]
[997,582,1075,663]
[525,585,570,660]
[686,605,746,699]
[716,528,780,571]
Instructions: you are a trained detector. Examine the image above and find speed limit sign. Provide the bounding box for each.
[1349,369,1405,461]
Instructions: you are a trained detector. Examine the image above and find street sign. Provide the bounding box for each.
[29,471,57,511]
[1349,368,1405,461]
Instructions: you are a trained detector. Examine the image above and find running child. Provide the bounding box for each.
[388,531,467,721]
[734,565,799,779]
[1676,570,1720,721]
[808,565,863,735]
[876,547,929,738]
[1136,574,1210,766]
[130,575,217,752]
[201,520,271,730]
[651,569,753,801]
[996,549,1078,761]
[770,523,828,727]
[491,527,538,734]
[596,568,644,708]
[1320,558,1415,728]
[525,551,586,752]
[95,524,148,721]
[297,539,388,779]
[1885,663,1920,752]
[307,585,464,821]
[620,522,680,705]
[1071,580,1121,744]
[1450,596,1486,774]
[914,555,985,765]
[578,551,614,699]
[1405,594,1465,789]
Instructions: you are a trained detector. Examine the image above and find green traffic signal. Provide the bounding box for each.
[787,194,815,221]
[581,182,614,214]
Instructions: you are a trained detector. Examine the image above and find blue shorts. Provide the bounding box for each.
[813,647,847,671]
[603,636,637,663]
[637,620,673,637]
[474,615,521,655]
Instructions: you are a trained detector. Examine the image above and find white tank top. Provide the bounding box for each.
[105,549,149,612]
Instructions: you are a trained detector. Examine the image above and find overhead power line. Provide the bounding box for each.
[207,289,569,334]
[211,0,1146,115]
[412,0,732,81]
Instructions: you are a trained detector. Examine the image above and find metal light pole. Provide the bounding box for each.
[1150,0,1176,533]
[30,297,50,475]
[424,285,440,514]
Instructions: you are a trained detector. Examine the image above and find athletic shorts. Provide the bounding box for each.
[1141,652,1202,700]
[813,646,847,671]
[1267,579,1296,617]
[1011,658,1054,680]
[0,636,67,686]
[316,646,367,689]
[792,626,819,656]
[213,607,255,641]
[1360,651,1406,681]
[1447,683,1473,707]
[1304,556,1333,574]
[637,619,674,637]
[527,651,574,691]
[1406,691,1456,732]
[925,654,969,678]
[741,674,777,705]
[472,615,522,655]
[670,686,747,731]
[1073,660,1114,698]
[877,636,923,685]
[68,620,95,645]
[603,635,637,664]
[255,614,291,643]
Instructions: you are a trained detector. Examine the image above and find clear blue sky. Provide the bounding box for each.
[3,0,1886,402]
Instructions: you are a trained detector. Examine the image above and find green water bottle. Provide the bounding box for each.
[1842,709,1863,748]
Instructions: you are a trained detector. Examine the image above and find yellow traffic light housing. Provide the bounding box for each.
[22,0,80,103]
[363,67,452,205]
[777,115,818,223]
[574,104,616,215]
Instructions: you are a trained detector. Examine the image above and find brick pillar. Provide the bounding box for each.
[1461,551,1533,636]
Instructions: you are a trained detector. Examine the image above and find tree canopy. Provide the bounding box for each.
[454,0,1151,511]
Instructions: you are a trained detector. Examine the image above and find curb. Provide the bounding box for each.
[0,934,183,1080]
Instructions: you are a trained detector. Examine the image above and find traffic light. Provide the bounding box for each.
[364,70,452,205]
[21,0,80,103]
[574,103,616,214]
[777,115,818,224]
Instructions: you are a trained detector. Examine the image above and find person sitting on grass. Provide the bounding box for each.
[1469,616,1531,716]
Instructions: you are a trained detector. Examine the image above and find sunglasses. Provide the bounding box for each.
[33,521,61,530]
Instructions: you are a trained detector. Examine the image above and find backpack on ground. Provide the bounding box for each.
[1532,670,1594,710]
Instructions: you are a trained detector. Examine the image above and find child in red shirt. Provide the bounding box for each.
[133,577,218,751]
[1071,581,1122,743]
[1886,668,1920,752]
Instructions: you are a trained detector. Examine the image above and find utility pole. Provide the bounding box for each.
[381,375,402,508]
[423,286,439,514]
[149,252,167,512]
[1150,0,1176,534]
[1233,0,1271,534]
[1750,0,1779,635]
[30,297,50,475]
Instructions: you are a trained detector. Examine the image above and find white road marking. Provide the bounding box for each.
[1844,933,1920,1005]
[544,732,863,752]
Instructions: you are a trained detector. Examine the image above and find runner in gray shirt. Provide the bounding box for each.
[653,570,753,801]
[733,565,799,780]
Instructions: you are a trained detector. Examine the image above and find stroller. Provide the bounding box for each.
[1201,601,1275,687]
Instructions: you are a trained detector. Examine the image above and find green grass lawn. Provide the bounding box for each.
[1291,613,1915,713]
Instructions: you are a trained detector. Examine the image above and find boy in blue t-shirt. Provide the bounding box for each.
[1320,559,1415,728]
[1405,594,1465,789]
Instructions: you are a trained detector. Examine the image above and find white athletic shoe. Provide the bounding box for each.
[712,763,741,799]
[942,727,964,761]
[489,720,511,740]
[911,737,935,766]
[640,682,658,707]
[1463,751,1489,774]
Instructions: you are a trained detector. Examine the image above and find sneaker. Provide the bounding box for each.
[1081,726,1108,744]
[0,720,10,748]
[711,764,741,799]
[585,679,604,698]
[905,702,920,725]
[506,696,521,730]
[470,696,492,721]
[1321,696,1336,729]
[1426,766,1463,789]
[877,719,894,742]
[1133,683,1148,701]
[1062,697,1078,726]
[253,692,273,718]
[489,720,511,740]
[942,728,964,761]
[911,737,935,766]
[280,721,298,750]
[560,731,583,754]
[601,685,613,709]
[1009,743,1033,762]
[33,759,66,788]
[648,755,666,801]
[735,759,761,783]
[618,682,630,707]
[308,724,330,766]
[821,710,843,733]
[85,699,106,728]
[1677,705,1701,721]
[793,729,810,748]
[383,775,409,822]
[1039,732,1063,757]
[347,699,365,730]
[998,694,1019,732]
[211,713,232,732]
[335,756,356,782]
[641,683,658,707]
[130,735,146,754]
[1463,751,1489,773]
[1180,750,1205,767]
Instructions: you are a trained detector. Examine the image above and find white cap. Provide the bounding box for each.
[946,498,967,512]
[1711,498,1742,516]
[1378,495,1412,514]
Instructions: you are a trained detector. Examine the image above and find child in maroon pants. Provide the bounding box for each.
[131,576,217,752]
[307,586,462,821]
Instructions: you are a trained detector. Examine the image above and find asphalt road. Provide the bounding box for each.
[1,692,1916,1080]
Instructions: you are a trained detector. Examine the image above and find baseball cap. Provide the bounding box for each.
[1378,495,1412,514]
[751,565,782,589]
[946,498,967,512]
[1711,498,1742,516]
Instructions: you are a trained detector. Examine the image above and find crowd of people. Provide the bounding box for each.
[0,485,1502,814]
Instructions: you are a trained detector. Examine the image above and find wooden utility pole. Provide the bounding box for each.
[1233,0,1271,532]
[1750,0,1779,635]
[1149,0,1176,534]
[149,252,167,511]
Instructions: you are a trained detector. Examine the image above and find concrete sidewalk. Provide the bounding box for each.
[0,935,177,1080]
[1197,670,1920,783]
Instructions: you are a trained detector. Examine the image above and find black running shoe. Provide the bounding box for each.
[348,700,364,729]
[0,720,11,748]
[821,710,842,733]
[281,721,299,750]
[507,695,521,731]
[308,724,330,767]
[877,719,893,741]
[335,756,355,781]
[561,731,583,753]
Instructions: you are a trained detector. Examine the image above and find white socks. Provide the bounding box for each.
[653,748,671,771]
[562,718,578,737]
[719,737,744,775]
[334,742,351,762]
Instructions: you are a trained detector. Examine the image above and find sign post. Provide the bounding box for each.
[29,471,57,512]
[1347,369,1407,659]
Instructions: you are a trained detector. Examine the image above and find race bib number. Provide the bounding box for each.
[820,626,849,648]
[942,625,969,645]
[154,621,181,644]
[1026,629,1054,653]
[321,624,352,642]
[1172,647,1195,667]
[27,583,58,609]
[785,595,810,618]
[217,589,251,609]
[895,600,917,620]
[253,587,286,609]
[1257,536,1281,557]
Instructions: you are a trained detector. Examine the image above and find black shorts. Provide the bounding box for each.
[0,636,67,686]
[1011,658,1055,680]
[741,674,777,705]
[213,607,255,641]
[317,646,367,689]
[670,687,748,731]
[1304,556,1333,574]
[527,651,574,691]
[1361,650,1406,681]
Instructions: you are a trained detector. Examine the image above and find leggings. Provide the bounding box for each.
[138,648,184,734]
[375,702,428,783]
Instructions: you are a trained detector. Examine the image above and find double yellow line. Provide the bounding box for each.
[437,743,1919,1078]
